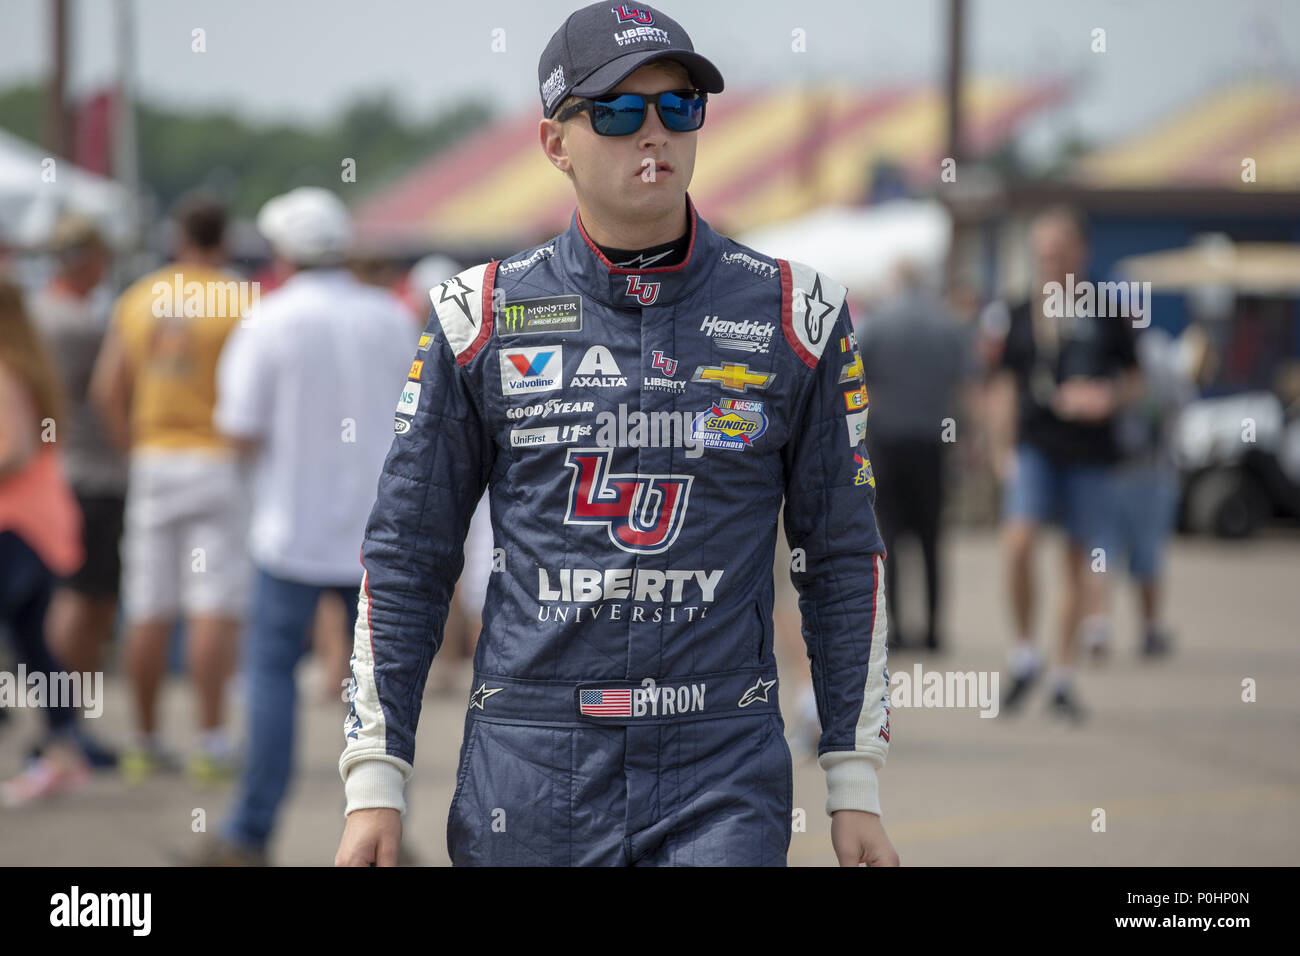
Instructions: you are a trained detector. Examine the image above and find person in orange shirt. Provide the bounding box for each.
[91,196,249,784]
[0,279,92,806]
[29,218,127,774]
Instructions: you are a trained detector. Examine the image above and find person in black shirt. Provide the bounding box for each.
[987,207,1141,719]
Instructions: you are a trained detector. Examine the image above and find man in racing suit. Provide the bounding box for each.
[335,1,896,867]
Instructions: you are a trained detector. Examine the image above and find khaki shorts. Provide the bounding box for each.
[120,450,251,622]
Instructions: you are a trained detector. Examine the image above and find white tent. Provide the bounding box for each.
[0,127,134,249]
[738,199,952,299]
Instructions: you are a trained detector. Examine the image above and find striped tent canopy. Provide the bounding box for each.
[1078,80,1300,190]
[355,78,1065,249]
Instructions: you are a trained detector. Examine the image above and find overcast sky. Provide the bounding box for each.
[2,0,1297,150]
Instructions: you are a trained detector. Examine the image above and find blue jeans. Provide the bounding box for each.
[1112,464,1178,579]
[1002,443,1117,553]
[0,532,76,740]
[223,567,359,850]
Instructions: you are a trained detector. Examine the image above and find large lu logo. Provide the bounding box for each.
[563,448,693,554]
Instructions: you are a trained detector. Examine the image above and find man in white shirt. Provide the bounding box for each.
[203,187,416,863]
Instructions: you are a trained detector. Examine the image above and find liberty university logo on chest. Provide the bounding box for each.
[563,448,693,554]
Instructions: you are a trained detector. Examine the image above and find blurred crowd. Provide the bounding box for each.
[0,193,1202,859]
[0,188,498,864]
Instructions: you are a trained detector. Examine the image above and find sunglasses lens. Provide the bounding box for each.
[659,91,705,132]
[592,95,648,135]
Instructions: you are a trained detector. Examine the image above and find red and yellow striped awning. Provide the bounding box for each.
[1078,80,1300,190]
[355,78,1065,248]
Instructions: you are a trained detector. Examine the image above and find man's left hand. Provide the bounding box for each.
[1052,379,1116,422]
[830,809,900,866]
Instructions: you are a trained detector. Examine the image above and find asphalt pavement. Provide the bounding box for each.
[1,528,1296,866]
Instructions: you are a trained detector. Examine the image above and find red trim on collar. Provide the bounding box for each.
[779,259,818,369]
[457,259,498,368]
[575,196,699,275]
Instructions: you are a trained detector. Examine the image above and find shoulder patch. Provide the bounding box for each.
[496,243,555,276]
[779,259,848,369]
[430,262,497,367]
[718,246,781,280]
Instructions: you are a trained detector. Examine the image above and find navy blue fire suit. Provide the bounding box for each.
[339,195,890,866]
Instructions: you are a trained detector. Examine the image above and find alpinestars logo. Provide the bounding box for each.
[437,275,476,325]
[625,275,660,304]
[800,275,836,345]
[564,448,693,554]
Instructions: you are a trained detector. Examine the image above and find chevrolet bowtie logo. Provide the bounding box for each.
[838,354,863,384]
[691,363,774,393]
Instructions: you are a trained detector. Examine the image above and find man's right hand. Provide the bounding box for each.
[335,807,402,866]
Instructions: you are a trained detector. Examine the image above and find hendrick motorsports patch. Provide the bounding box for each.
[691,398,768,450]
[499,295,582,335]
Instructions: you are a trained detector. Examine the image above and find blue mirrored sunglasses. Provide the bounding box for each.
[556,89,707,136]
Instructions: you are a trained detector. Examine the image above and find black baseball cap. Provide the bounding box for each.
[539,3,725,118]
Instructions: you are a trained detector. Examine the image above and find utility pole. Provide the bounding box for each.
[46,0,71,156]
[113,0,142,253]
[945,0,965,164]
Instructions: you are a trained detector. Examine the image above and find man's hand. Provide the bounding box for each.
[1052,379,1116,422]
[335,807,402,866]
[830,809,900,866]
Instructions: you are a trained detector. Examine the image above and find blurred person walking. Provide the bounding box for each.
[855,263,970,652]
[988,208,1141,720]
[0,280,92,805]
[192,187,416,864]
[90,196,249,783]
[28,217,126,770]
[1091,327,1200,659]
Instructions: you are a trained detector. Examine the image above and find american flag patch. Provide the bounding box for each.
[580,688,632,716]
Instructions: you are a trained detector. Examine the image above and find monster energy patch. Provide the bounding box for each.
[499,295,582,335]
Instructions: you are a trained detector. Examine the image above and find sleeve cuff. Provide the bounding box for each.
[820,753,882,817]
[342,759,408,816]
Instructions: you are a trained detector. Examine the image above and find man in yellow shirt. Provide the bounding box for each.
[92,196,249,783]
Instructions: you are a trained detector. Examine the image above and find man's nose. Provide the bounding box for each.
[638,102,671,148]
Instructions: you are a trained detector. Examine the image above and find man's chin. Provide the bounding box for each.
[620,182,688,219]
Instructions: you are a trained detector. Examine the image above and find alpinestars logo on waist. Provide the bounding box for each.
[625,275,660,305]
[563,448,693,554]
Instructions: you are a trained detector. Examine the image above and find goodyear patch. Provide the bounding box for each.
[691,398,768,450]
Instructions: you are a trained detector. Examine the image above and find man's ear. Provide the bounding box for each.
[539,118,572,175]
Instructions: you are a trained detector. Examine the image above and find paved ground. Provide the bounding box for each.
[1,528,1297,866]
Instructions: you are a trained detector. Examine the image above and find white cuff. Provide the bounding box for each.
[342,760,407,816]
[821,753,882,816]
